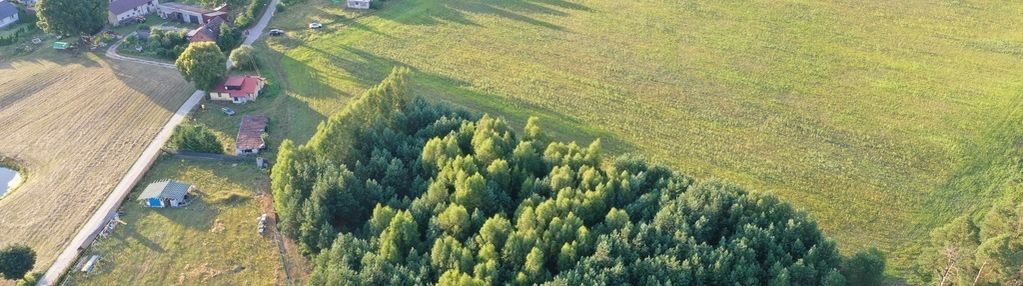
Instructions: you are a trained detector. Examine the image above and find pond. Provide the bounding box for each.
[0,167,21,197]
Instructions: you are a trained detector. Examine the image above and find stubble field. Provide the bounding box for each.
[0,53,192,272]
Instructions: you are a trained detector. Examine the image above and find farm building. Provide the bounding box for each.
[136,180,194,208]
[186,15,227,43]
[209,75,265,103]
[347,0,370,9]
[158,2,227,25]
[108,0,160,26]
[0,1,19,29]
[236,115,269,155]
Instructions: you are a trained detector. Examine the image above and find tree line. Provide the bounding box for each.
[271,67,886,285]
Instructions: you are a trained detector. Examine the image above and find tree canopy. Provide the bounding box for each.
[229,45,257,71]
[169,124,223,154]
[175,42,227,91]
[36,0,107,36]
[0,245,35,280]
[272,67,882,285]
[919,193,1023,285]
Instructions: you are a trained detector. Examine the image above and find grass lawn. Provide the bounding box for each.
[64,157,283,285]
[256,0,1023,280]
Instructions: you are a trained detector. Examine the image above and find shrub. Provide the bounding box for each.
[0,245,35,280]
[169,124,223,154]
[229,44,257,70]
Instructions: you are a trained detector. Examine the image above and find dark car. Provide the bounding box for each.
[269,29,284,36]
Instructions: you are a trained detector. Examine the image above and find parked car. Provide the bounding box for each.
[308,22,322,29]
[221,107,236,116]
[268,29,284,36]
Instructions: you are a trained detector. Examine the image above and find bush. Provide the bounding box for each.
[169,124,223,154]
[229,45,257,70]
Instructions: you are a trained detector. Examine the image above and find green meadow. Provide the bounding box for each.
[256,0,1023,278]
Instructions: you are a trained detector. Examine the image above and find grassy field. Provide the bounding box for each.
[0,49,194,274]
[63,157,283,285]
[256,0,1023,279]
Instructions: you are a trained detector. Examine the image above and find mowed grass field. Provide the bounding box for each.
[259,0,1023,277]
[0,52,193,273]
[65,158,282,286]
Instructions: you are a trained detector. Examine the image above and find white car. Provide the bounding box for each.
[308,22,322,29]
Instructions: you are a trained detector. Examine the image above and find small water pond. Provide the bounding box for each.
[0,167,22,197]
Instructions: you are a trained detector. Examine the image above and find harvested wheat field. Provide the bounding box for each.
[0,53,192,272]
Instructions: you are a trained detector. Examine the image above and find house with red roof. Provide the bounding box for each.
[209,75,265,104]
[236,115,269,155]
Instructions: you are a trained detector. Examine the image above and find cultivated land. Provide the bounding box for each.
[258,0,1023,278]
[0,52,193,274]
[65,158,282,286]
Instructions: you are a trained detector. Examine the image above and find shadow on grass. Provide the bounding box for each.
[375,0,582,31]
[120,224,166,253]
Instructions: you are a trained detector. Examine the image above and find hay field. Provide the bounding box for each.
[262,0,1023,277]
[0,53,192,272]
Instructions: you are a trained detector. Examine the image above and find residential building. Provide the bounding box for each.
[209,75,265,103]
[347,0,370,9]
[136,180,193,208]
[108,0,159,26]
[0,1,19,29]
[186,15,225,43]
[236,115,269,155]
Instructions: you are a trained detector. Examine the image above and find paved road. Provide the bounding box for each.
[39,3,280,285]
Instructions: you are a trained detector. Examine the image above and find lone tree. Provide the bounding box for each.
[229,45,257,70]
[175,42,227,91]
[36,0,107,36]
[0,245,35,280]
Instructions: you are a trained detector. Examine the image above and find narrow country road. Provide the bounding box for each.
[38,2,280,285]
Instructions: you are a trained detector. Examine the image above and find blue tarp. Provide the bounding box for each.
[147,198,162,207]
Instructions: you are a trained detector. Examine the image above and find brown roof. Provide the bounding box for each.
[187,16,226,43]
[236,115,269,151]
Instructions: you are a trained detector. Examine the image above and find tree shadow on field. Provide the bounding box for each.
[107,60,189,113]
[326,45,635,154]
[119,225,166,253]
[379,0,579,31]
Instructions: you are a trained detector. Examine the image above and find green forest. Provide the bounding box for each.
[271,68,886,285]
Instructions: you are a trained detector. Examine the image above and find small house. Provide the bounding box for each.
[346,0,370,9]
[0,1,19,29]
[186,15,226,43]
[236,115,268,155]
[209,75,265,103]
[137,180,194,208]
[108,0,160,26]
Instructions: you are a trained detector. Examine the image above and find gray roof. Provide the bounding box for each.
[137,180,191,201]
[0,2,18,20]
[109,0,151,15]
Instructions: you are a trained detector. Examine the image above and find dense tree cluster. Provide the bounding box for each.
[36,0,106,36]
[169,124,223,154]
[919,194,1023,285]
[272,67,880,285]
[229,45,257,70]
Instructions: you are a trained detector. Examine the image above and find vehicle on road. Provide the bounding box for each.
[221,107,236,116]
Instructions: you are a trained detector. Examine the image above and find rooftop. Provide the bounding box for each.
[109,0,153,15]
[136,180,191,201]
[236,115,269,151]
[0,1,18,19]
[211,75,264,97]
[158,2,211,14]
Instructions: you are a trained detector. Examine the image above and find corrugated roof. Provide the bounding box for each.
[0,2,17,20]
[136,180,191,201]
[109,0,152,15]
